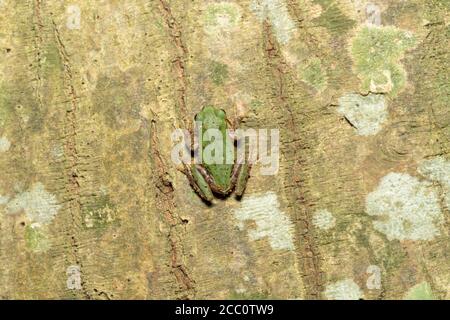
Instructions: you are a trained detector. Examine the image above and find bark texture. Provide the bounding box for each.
[0,0,448,299]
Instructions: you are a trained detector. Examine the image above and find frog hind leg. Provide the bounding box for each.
[226,113,251,197]
[232,163,251,197]
[195,165,233,196]
[182,164,214,202]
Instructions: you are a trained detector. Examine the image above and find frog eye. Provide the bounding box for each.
[216,109,226,119]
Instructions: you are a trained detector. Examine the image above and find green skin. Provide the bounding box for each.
[183,106,250,202]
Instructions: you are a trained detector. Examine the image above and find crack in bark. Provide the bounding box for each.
[32,0,44,112]
[263,21,324,299]
[51,19,91,299]
[158,0,189,126]
[149,118,195,298]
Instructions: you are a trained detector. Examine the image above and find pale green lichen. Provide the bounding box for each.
[324,279,363,300]
[229,290,271,300]
[250,0,295,45]
[209,61,229,85]
[337,93,387,136]
[6,182,61,226]
[351,26,416,97]
[299,58,328,92]
[233,192,295,250]
[418,156,450,209]
[41,43,63,74]
[25,224,51,253]
[312,209,336,230]
[82,194,116,229]
[250,99,263,110]
[365,173,443,241]
[404,282,436,300]
[203,2,241,32]
[312,1,355,35]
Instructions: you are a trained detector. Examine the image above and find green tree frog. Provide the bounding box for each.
[182,106,250,202]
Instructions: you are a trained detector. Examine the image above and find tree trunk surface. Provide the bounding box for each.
[0,0,448,299]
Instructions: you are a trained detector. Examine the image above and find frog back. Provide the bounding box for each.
[196,106,234,190]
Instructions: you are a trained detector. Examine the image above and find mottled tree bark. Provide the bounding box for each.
[0,0,448,300]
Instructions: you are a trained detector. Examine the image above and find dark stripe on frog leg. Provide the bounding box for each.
[183,164,213,202]
[235,163,251,197]
[195,165,234,196]
[227,151,249,191]
[229,161,241,186]
[233,129,253,197]
[229,161,251,197]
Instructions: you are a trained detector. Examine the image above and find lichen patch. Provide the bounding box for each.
[365,173,443,241]
[418,156,450,209]
[6,182,61,226]
[299,57,328,92]
[25,224,51,253]
[203,2,242,37]
[324,279,363,300]
[404,281,435,300]
[350,25,416,97]
[250,0,296,45]
[0,136,11,152]
[312,209,336,230]
[233,192,295,250]
[337,93,387,136]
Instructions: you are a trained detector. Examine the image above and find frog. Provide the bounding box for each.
[181,106,251,202]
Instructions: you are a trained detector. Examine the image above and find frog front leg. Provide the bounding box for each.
[182,163,214,202]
